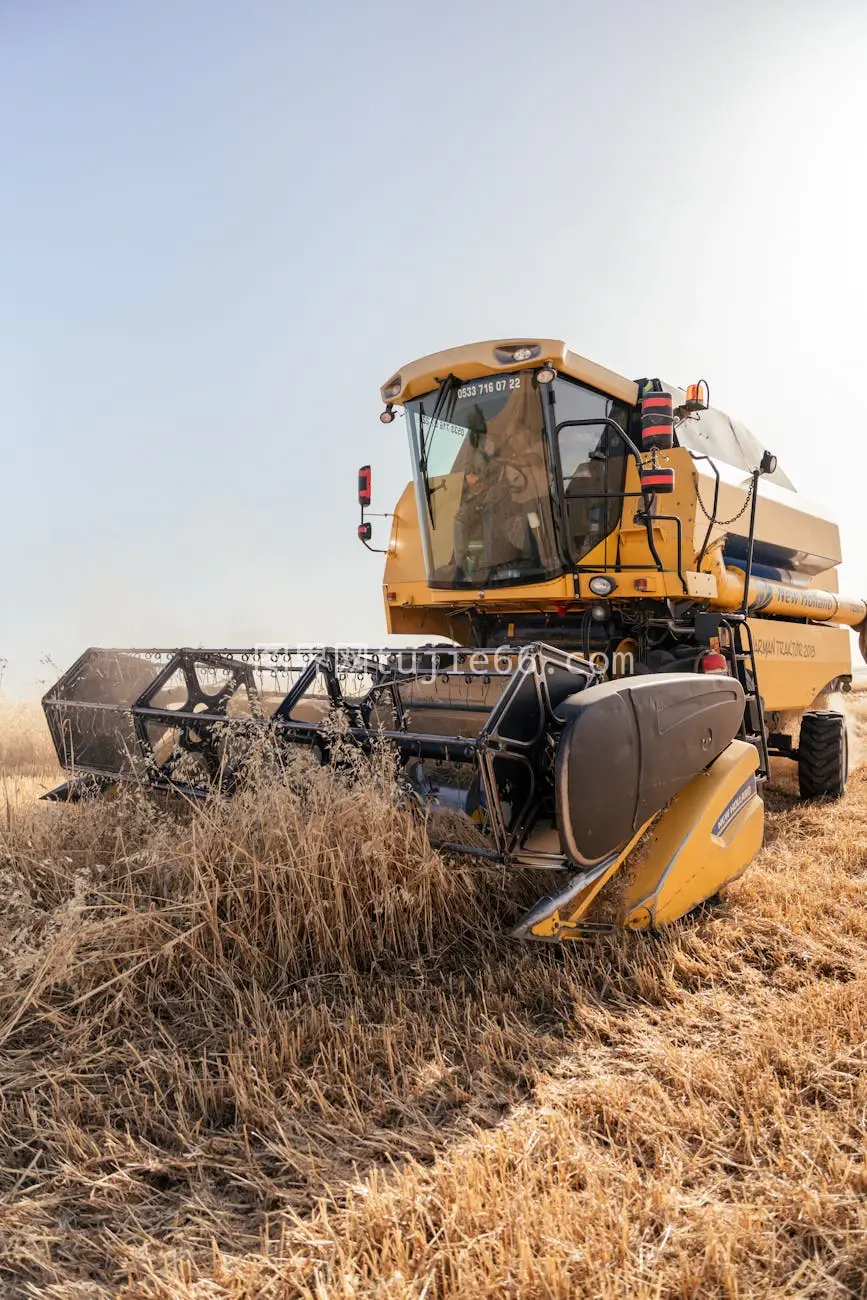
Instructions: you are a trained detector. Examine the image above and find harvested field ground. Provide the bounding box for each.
[0,698,865,1298]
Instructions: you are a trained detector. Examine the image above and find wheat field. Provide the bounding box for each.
[0,698,865,1298]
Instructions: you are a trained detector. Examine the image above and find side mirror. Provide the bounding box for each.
[357,462,391,553]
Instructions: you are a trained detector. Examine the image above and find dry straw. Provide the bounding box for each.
[0,699,865,1298]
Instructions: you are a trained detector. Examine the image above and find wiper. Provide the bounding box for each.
[418,373,457,524]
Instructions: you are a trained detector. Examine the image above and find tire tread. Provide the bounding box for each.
[798,711,848,800]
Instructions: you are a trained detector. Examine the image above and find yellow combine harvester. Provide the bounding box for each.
[44,338,866,941]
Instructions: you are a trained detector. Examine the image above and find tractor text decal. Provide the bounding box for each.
[752,637,817,659]
[712,776,757,837]
[749,580,838,617]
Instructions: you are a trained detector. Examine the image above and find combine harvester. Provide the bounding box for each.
[43,340,867,940]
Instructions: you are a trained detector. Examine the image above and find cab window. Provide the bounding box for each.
[551,377,629,562]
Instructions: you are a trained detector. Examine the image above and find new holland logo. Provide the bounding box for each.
[712,776,757,837]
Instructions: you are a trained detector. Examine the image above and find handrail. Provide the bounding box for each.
[554,416,665,575]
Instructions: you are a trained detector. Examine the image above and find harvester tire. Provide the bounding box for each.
[798,711,848,800]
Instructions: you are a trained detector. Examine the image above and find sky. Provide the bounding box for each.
[1,0,866,695]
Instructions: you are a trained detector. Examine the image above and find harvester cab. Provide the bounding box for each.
[42,338,866,943]
[366,339,862,721]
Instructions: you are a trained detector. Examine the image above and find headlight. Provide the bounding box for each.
[493,342,541,364]
[588,575,616,596]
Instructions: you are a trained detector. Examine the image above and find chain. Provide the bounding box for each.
[695,475,755,527]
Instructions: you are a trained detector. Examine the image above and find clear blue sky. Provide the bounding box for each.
[2,0,866,694]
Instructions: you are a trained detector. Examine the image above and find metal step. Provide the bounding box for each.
[719,617,770,779]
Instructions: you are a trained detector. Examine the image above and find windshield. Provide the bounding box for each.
[404,373,562,588]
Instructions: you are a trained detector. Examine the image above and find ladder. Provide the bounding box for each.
[719,615,770,780]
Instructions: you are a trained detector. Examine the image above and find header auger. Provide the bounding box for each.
[44,337,866,941]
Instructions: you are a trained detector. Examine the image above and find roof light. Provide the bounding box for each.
[380,404,395,424]
[493,342,541,364]
[684,380,709,412]
[382,376,402,400]
[537,364,556,384]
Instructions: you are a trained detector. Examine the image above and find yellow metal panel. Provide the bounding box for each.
[574,570,714,600]
[384,575,576,610]
[382,339,638,405]
[747,618,852,709]
[382,482,427,584]
[384,604,467,641]
[521,821,653,941]
[620,740,764,929]
[690,457,843,574]
[812,566,839,594]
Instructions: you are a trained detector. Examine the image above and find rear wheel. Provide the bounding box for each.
[798,711,848,800]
